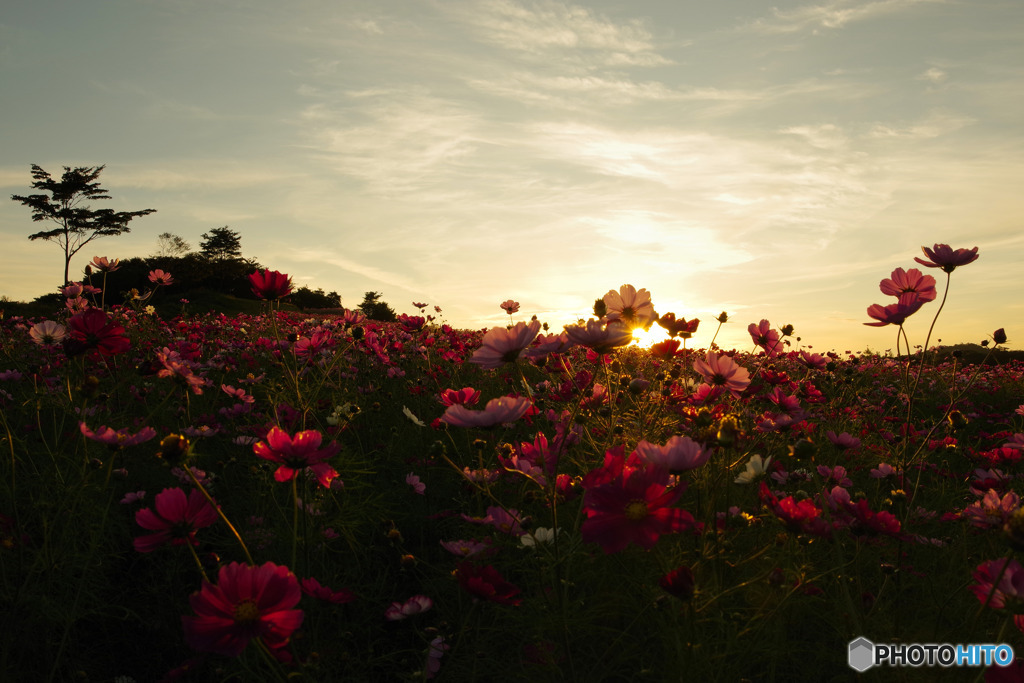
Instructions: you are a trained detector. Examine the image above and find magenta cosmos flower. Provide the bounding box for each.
[633,435,712,473]
[603,284,656,327]
[692,351,750,398]
[441,396,533,428]
[564,319,633,354]
[182,561,304,657]
[469,320,541,369]
[970,558,1024,614]
[65,308,130,356]
[80,421,157,449]
[455,562,522,605]
[581,456,698,554]
[248,269,293,300]
[864,293,926,327]
[134,487,218,552]
[253,427,340,488]
[879,267,936,301]
[914,243,979,273]
[748,319,784,357]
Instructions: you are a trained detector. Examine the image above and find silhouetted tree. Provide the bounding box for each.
[12,164,157,285]
[291,286,342,311]
[359,291,397,321]
[154,232,191,257]
[199,226,242,261]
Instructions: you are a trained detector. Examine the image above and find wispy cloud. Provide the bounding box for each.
[743,0,947,34]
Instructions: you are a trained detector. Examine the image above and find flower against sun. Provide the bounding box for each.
[914,243,979,273]
[469,320,541,369]
[564,318,633,354]
[603,284,656,327]
[879,267,936,301]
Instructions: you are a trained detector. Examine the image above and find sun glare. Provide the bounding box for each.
[631,326,670,349]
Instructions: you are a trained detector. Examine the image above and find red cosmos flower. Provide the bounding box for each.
[659,566,696,600]
[441,396,533,428]
[970,558,1024,619]
[182,561,304,657]
[469,320,541,369]
[65,308,130,356]
[133,487,218,552]
[649,339,683,359]
[657,313,700,339]
[864,293,926,327]
[879,267,936,301]
[581,453,699,554]
[254,427,340,488]
[439,387,481,406]
[248,269,293,300]
[300,577,356,604]
[692,351,750,398]
[914,243,979,273]
[454,562,522,605]
[758,482,832,538]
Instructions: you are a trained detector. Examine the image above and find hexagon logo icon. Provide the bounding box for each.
[849,637,875,672]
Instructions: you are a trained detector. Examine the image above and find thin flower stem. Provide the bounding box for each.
[291,477,299,572]
[186,541,211,583]
[185,466,254,565]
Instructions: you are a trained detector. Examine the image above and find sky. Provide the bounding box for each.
[2,0,1022,353]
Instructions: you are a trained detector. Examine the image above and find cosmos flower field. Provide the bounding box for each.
[2,245,1024,682]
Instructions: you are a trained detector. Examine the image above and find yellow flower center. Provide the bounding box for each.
[233,599,260,624]
[624,500,649,521]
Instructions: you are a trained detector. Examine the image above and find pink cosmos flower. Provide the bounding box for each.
[385,595,433,621]
[148,269,174,286]
[134,487,218,552]
[563,319,633,354]
[90,256,120,272]
[603,284,656,327]
[523,331,574,359]
[864,293,926,327]
[692,351,750,398]
[879,267,936,301]
[657,313,700,339]
[425,635,449,679]
[469,320,541,369]
[799,350,828,370]
[300,577,355,604]
[248,269,293,300]
[80,421,157,449]
[182,561,304,657]
[633,435,712,473]
[253,427,340,488]
[29,320,67,346]
[748,320,784,357]
[406,472,426,494]
[914,243,979,273]
[825,430,861,452]
[439,538,493,558]
[970,558,1024,617]
[441,396,533,428]
[500,299,520,314]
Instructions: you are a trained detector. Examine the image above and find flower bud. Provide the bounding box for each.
[993,328,1008,345]
[156,434,191,466]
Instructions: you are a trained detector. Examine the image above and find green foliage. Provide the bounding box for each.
[199,225,243,261]
[11,164,157,285]
[359,291,397,321]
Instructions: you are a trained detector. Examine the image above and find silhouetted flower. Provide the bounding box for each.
[914,243,979,273]
[248,270,293,300]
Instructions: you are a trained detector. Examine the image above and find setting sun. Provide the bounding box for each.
[631,325,670,349]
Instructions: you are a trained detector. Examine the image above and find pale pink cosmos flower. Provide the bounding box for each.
[564,319,633,354]
[879,267,936,302]
[385,595,433,621]
[864,293,926,327]
[441,396,533,428]
[29,320,67,346]
[748,320,784,357]
[523,331,574,360]
[603,285,656,327]
[469,320,541,369]
[148,269,174,286]
[634,435,712,473]
[500,299,520,314]
[799,350,828,370]
[693,351,750,398]
[80,422,157,448]
[90,256,120,272]
[963,490,1020,529]
[914,243,979,273]
[826,430,861,452]
[870,463,898,478]
[439,538,492,558]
